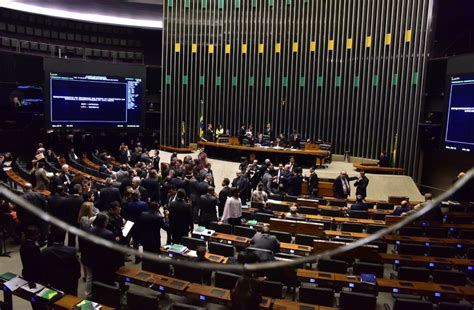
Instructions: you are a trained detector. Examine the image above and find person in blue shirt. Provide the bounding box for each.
[350,195,369,211]
[393,200,412,216]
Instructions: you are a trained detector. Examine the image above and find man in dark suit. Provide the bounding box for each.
[97,178,122,211]
[106,201,124,240]
[378,151,390,167]
[87,213,124,284]
[131,176,149,202]
[41,230,81,295]
[168,189,194,244]
[238,123,246,144]
[286,168,303,197]
[61,184,83,247]
[198,187,219,228]
[20,225,42,283]
[354,170,369,199]
[218,178,232,217]
[250,225,280,261]
[20,183,48,246]
[141,169,160,202]
[232,171,250,206]
[264,123,274,141]
[136,201,168,253]
[307,166,319,197]
[47,185,67,245]
[393,200,412,216]
[332,171,357,199]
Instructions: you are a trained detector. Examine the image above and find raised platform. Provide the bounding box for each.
[353,162,404,174]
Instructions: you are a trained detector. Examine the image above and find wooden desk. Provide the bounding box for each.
[380,253,474,268]
[323,230,370,239]
[273,299,338,310]
[53,295,114,310]
[313,240,379,260]
[185,283,231,303]
[116,266,189,293]
[297,269,465,300]
[5,170,50,196]
[210,233,250,247]
[376,278,463,300]
[383,234,474,247]
[159,145,194,153]
[66,163,105,184]
[386,215,474,231]
[160,247,227,264]
[269,218,325,236]
[280,242,312,255]
[201,141,330,168]
[81,156,101,170]
[353,163,404,174]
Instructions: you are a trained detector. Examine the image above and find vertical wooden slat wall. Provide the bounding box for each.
[161,0,433,178]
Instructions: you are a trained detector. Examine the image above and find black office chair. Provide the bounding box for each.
[376,202,395,210]
[270,230,292,243]
[341,223,364,233]
[91,281,121,309]
[424,227,448,238]
[142,258,170,276]
[173,264,206,283]
[210,221,233,234]
[241,210,254,221]
[457,230,474,239]
[328,200,347,207]
[284,195,298,203]
[170,303,206,310]
[339,291,377,310]
[349,210,370,219]
[438,302,474,310]
[317,199,327,205]
[432,270,467,286]
[246,247,274,261]
[233,225,256,238]
[367,224,385,233]
[428,245,456,258]
[398,243,427,256]
[181,236,206,250]
[309,219,332,230]
[320,208,342,217]
[371,213,386,221]
[369,241,388,254]
[275,252,303,260]
[353,262,384,278]
[295,234,316,247]
[260,280,283,299]
[397,267,431,282]
[299,285,335,307]
[251,201,265,209]
[214,271,240,289]
[393,298,433,310]
[298,206,319,216]
[126,290,160,310]
[255,212,275,223]
[208,241,235,257]
[399,227,423,236]
[268,203,290,213]
[467,247,474,259]
[318,258,349,274]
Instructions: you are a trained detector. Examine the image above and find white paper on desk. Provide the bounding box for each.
[46,172,54,178]
[21,283,45,294]
[122,220,134,237]
[187,250,197,257]
[4,277,27,292]
[2,167,12,171]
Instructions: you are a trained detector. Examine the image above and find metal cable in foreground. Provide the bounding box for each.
[1,167,472,273]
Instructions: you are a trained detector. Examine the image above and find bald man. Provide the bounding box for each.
[333,171,357,199]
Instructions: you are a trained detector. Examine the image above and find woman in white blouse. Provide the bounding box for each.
[221,187,242,226]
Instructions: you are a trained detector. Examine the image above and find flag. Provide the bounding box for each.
[199,100,205,138]
[390,133,398,167]
[181,122,186,147]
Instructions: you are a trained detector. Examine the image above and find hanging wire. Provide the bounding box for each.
[1,167,472,273]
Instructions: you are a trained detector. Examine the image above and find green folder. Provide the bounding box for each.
[37,288,59,300]
[247,220,258,225]
[0,272,17,281]
[195,226,206,232]
[74,299,101,310]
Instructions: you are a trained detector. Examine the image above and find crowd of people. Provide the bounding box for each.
[3,140,472,305]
